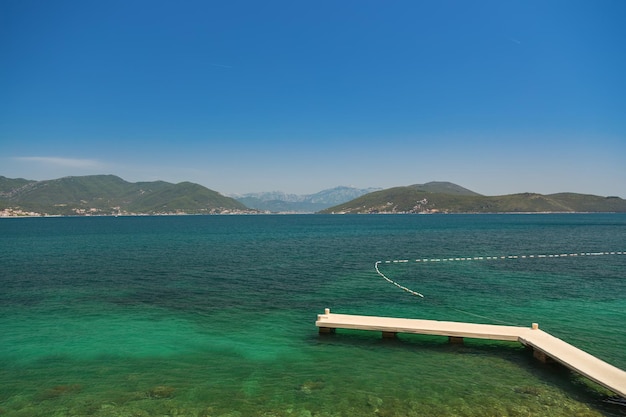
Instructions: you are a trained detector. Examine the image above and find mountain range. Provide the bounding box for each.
[230,186,381,213]
[1,175,625,216]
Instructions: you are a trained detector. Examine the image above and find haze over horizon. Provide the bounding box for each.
[1,1,625,198]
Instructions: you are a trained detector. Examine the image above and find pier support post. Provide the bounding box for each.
[318,327,336,335]
[533,349,548,362]
[532,349,554,363]
[448,336,464,344]
[382,331,397,339]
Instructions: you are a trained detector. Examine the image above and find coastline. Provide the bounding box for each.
[2,210,624,218]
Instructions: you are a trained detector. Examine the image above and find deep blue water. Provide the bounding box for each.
[1,214,625,416]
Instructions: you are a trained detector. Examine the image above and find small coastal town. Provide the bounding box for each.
[1,207,43,217]
[0,207,263,217]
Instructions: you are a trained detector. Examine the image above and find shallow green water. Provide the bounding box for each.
[1,214,625,416]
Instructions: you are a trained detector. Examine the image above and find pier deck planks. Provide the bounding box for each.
[316,310,626,398]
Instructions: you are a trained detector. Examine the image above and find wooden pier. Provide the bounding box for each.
[316,308,626,398]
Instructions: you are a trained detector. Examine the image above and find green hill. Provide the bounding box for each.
[0,175,250,216]
[408,181,482,196]
[320,183,626,214]
[0,176,37,196]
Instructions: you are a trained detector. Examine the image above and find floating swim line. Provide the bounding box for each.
[375,250,625,325]
[378,251,625,266]
[375,251,625,299]
[375,260,424,298]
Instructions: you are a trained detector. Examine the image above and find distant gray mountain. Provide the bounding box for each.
[232,186,382,213]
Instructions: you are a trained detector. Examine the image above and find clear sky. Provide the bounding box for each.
[1,1,625,197]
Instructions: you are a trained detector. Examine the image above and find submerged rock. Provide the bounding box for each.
[513,385,544,396]
[145,385,176,399]
[367,394,383,408]
[298,380,324,394]
[36,384,82,401]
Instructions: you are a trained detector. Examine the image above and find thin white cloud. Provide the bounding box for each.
[14,156,105,169]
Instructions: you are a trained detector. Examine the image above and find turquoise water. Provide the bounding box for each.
[1,214,625,416]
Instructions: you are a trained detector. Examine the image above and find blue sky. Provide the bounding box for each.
[1,1,625,196]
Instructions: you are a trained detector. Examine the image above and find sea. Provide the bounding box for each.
[1,213,625,417]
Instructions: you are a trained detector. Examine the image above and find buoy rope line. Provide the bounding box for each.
[376,251,625,298]
[379,251,625,267]
[375,251,625,325]
[375,260,424,298]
